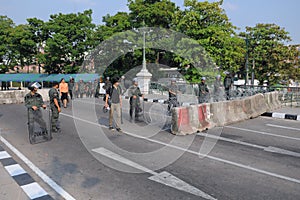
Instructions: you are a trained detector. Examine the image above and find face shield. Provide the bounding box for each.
[31,82,41,89]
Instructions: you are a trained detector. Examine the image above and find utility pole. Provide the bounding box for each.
[245,37,249,87]
[251,59,255,85]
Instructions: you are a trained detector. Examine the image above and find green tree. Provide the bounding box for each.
[93,0,179,77]
[95,12,132,41]
[43,10,95,73]
[128,0,179,28]
[27,18,49,73]
[0,16,14,73]
[10,24,36,71]
[174,0,245,82]
[241,23,294,85]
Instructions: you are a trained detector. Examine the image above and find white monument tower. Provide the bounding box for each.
[136,28,152,94]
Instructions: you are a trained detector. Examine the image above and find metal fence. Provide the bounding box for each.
[149,82,300,106]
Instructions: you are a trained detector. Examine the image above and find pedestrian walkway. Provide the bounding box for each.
[0,144,53,200]
[0,161,29,200]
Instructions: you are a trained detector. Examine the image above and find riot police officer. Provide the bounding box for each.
[49,81,61,132]
[168,78,180,112]
[198,77,209,103]
[128,78,144,122]
[24,82,47,138]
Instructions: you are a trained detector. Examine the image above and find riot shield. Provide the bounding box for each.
[27,108,52,144]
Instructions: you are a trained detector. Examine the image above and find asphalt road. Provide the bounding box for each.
[0,98,299,200]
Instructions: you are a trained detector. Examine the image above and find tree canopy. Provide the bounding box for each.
[0,0,298,85]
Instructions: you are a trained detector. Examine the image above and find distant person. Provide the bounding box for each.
[1,81,4,90]
[213,75,223,102]
[103,77,112,91]
[119,75,127,95]
[94,78,100,98]
[105,77,122,132]
[86,81,94,98]
[49,81,61,133]
[24,82,47,137]
[1,81,8,90]
[74,82,79,98]
[68,77,75,100]
[78,79,85,98]
[167,78,180,112]
[224,72,233,100]
[59,78,69,108]
[128,78,144,122]
[198,77,209,103]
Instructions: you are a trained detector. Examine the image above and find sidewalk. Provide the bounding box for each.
[0,143,53,200]
[0,145,29,200]
[273,106,300,115]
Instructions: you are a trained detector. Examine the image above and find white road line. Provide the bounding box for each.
[92,147,217,200]
[61,112,169,132]
[226,126,300,141]
[92,147,157,175]
[61,112,300,185]
[73,99,171,119]
[266,124,300,132]
[197,133,300,158]
[197,133,264,150]
[0,135,76,200]
[264,146,300,158]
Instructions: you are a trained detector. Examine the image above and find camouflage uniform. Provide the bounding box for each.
[49,88,60,131]
[78,81,85,98]
[86,81,94,98]
[213,79,223,102]
[168,83,179,111]
[24,92,47,134]
[224,75,233,100]
[128,85,142,119]
[68,79,74,100]
[198,82,209,103]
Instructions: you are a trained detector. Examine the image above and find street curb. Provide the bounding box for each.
[0,145,54,200]
[261,112,300,121]
[123,96,168,104]
[123,96,195,106]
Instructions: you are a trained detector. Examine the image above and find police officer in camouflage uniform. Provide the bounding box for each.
[78,79,85,98]
[24,82,47,136]
[68,77,75,100]
[128,78,144,122]
[49,81,61,132]
[167,78,180,112]
[198,77,209,103]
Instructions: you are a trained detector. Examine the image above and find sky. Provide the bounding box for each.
[1,0,299,44]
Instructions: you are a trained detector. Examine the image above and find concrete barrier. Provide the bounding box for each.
[0,89,50,104]
[196,104,211,131]
[171,107,197,135]
[248,93,267,118]
[171,92,280,135]
[264,91,281,112]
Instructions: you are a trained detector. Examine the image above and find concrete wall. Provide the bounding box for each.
[0,89,50,104]
[171,92,281,135]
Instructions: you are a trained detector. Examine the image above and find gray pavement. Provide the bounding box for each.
[0,100,299,200]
